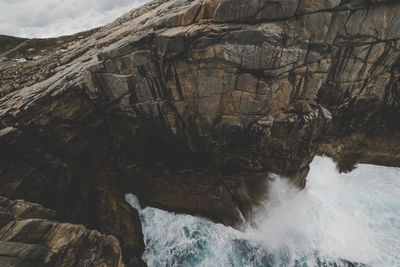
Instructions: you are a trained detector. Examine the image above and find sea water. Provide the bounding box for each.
[125,156,400,267]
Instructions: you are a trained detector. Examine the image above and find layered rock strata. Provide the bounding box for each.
[0,197,125,266]
[0,0,399,265]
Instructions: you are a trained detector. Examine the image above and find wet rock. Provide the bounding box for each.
[0,0,399,264]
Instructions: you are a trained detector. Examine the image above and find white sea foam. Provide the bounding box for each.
[126,156,400,267]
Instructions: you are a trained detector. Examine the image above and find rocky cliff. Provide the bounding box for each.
[0,0,399,265]
[0,196,124,266]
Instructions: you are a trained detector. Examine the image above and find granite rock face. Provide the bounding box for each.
[0,0,399,265]
[0,197,125,267]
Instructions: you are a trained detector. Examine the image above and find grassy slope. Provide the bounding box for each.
[0,28,100,60]
[0,35,28,55]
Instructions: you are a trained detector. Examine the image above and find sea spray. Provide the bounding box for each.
[126,156,400,267]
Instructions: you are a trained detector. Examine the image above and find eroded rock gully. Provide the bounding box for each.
[0,0,399,265]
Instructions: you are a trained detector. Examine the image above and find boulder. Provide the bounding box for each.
[0,197,126,267]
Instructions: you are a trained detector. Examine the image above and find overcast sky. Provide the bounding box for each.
[0,0,150,38]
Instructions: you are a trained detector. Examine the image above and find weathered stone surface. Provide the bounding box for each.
[0,241,52,267]
[0,0,399,264]
[0,197,125,267]
[0,196,55,220]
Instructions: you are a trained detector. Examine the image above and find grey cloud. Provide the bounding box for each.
[0,0,149,38]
